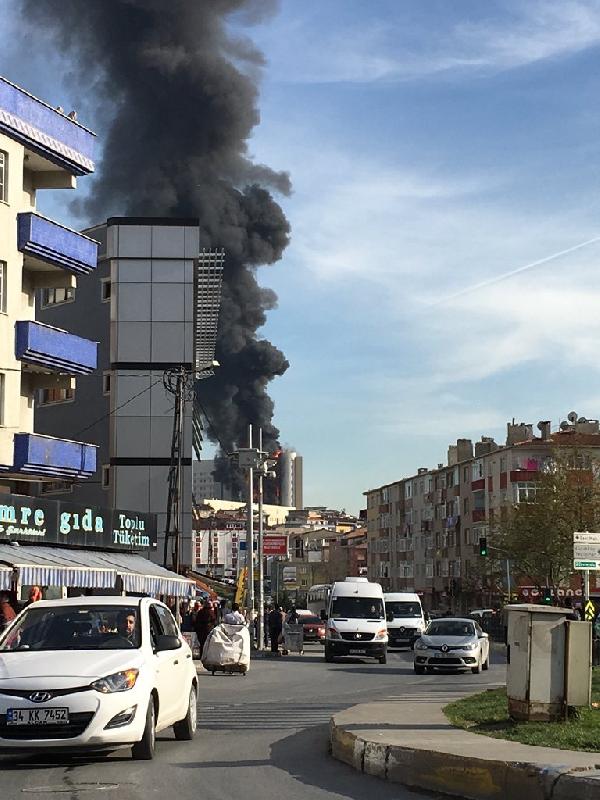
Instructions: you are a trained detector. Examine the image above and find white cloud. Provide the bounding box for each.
[262,1,600,84]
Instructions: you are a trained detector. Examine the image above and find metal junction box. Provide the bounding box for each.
[505,603,591,721]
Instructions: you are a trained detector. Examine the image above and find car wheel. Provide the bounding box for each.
[471,656,482,674]
[324,644,333,663]
[378,653,387,665]
[482,653,489,671]
[414,665,425,674]
[173,685,197,741]
[132,698,156,760]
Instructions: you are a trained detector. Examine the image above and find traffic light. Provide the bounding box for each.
[479,537,488,557]
[542,587,553,605]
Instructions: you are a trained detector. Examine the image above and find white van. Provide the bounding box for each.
[384,592,425,648]
[324,578,387,664]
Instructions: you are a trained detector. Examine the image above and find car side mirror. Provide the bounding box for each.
[156,634,181,652]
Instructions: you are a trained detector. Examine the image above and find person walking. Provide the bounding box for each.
[224,602,246,625]
[268,605,284,655]
[194,599,216,654]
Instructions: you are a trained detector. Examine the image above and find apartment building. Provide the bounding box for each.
[0,76,98,486]
[365,416,600,610]
[36,218,198,565]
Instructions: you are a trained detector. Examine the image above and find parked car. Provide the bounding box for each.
[0,596,197,759]
[299,615,326,643]
[413,617,490,675]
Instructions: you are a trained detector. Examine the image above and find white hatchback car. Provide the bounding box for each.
[0,596,197,759]
[413,617,490,674]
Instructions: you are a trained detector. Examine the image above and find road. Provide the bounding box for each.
[0,645,506,800]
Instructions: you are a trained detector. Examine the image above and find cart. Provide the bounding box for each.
[282,623,304,655]
[201,623,251,675]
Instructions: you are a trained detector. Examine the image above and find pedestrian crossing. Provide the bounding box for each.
[199,700,348,731]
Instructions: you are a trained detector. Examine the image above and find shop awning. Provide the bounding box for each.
[0,566,12,591]
[0,544,116,589]
[0,544,193,596]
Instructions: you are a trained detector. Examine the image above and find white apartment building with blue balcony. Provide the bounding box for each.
[0,76,98,486]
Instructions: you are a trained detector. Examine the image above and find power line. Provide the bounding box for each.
[75,376,164,437]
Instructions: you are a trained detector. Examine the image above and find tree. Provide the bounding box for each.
[493,450,600,592]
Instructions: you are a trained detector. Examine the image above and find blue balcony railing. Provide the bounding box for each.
[18,213,98,276]
[15,321,97,375]
[0,76,95,175]
[13,433,97,480]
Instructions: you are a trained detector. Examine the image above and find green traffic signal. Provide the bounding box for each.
[479,537,488,557]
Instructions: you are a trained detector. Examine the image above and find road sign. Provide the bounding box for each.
[574,542,600,561]
[574,559,600,570]
[585,600,596,621]
[574,532,600,544]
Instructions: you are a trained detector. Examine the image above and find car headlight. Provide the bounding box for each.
[328,627,341,640]
[91,668,139,693]
[373,628,388,640]
[414,641,429,650]
[461,642,478,651]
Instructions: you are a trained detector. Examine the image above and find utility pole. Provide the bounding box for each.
[257,427,265,651]
[246,424,255,618]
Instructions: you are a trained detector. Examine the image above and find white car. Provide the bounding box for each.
[413,617,490,675]
[0,596,197,759]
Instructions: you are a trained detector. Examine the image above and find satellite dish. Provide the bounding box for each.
[568,411,578,423]
[579,417,588,424]
[560,421,570,431]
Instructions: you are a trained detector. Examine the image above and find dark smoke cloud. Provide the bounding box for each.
[22,0,291,483]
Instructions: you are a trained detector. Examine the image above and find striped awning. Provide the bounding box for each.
[0,566,12,591]
[0,544,193,596]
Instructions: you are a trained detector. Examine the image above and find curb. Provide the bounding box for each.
[329,713,600,800]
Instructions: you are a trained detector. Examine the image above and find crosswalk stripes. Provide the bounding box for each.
[199,701,348,731]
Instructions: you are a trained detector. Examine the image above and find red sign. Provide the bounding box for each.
[263,535,288,556]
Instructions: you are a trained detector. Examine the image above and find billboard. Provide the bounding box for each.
[263,535,288,556]
[282,566,297,585]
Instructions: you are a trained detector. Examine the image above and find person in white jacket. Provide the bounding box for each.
[224,602,246,625]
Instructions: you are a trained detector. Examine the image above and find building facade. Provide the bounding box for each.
[278,449,303,508]
[0,76,98,487]
[36,218,199,566]
[192,458,234,503]
[365,417,600,610]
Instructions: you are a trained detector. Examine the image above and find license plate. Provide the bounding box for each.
[349,648,367,654]
[7,707,69,726]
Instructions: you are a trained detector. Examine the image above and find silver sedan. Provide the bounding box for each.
[413,617,490,674]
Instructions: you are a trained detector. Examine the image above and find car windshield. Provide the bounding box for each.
[387,602,421,618]
[0,605,141,651]
[331,597,384,619]
[302,616,323,624]
[427,620,475,637]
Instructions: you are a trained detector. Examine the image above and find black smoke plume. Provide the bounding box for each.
[23,0,290,489]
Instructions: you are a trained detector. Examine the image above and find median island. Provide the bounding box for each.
[443,668,600,752]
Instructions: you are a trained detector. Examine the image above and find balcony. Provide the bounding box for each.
[18,213,98,277]
[15,321,97,375]
[0,76,95,177]
[12,433,97,479]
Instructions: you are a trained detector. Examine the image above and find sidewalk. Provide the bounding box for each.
[329,694,600,800]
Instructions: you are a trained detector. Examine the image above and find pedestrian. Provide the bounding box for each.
[264,605,271,647]
[25,585,42,608]
[0,592,16,632]
[287,605,299,624]
[268,604,284,655]
[224,602,246,625]
[194,599,216,654]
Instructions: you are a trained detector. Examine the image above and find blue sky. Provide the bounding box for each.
[4,1,600,513]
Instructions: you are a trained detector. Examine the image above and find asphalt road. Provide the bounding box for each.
[0,645,506,800]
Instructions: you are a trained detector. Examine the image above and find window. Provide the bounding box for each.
[41,286,75,308]
[102,465,111,489]
[0,261,6,313]
[101,279,111,302]
[154,604,179,637]
[103,371,111,395]
[515,482,538,503]
[39,386,74,405]
[0,150,7,202]
[463,497,470,514]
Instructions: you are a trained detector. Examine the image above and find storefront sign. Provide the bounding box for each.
[0,492,156,552]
